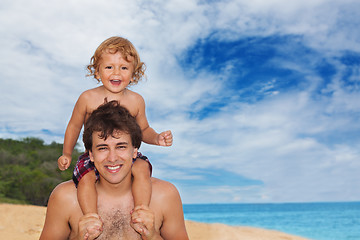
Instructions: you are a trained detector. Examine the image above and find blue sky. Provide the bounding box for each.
[0,0,359,204]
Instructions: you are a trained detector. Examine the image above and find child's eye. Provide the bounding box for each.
[121,66,128,70]
[105,66,112,69]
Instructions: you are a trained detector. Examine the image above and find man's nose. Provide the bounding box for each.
[108,149,118,162]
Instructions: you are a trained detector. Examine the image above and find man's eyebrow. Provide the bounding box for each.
[95,144,108,148]
[95,142,128,147]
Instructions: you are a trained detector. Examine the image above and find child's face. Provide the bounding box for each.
[96,51,134,94]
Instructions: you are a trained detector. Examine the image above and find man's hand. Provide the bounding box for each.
[58,154,71,171]
[157,130,173,147]
[131,205,161,240]
[78,213,103,240]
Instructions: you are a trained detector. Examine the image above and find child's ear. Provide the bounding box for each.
[95,70,101,81]
[95,73,100,81]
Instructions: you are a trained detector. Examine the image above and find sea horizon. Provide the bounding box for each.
[183,201,360,240]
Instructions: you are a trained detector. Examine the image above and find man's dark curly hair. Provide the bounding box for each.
[83,100,142,151]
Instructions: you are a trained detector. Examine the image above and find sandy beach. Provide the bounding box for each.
[0,203,309,240]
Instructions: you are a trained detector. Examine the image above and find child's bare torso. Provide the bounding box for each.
[83,86,141,123]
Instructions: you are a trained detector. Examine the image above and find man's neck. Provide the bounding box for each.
[96,173,132,198]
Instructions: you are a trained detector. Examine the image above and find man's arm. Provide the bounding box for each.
[153,179,189,240]
[39,181,77,240]
[132,179,189,240]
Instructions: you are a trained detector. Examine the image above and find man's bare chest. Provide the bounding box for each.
[96,203,141,239]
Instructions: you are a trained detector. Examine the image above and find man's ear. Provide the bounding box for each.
[133,148,138,159]
[89,150,94,162]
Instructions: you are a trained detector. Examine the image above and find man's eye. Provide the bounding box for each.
[98,147,107,151]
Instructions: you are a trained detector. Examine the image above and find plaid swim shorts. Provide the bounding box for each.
[72,151,152,187]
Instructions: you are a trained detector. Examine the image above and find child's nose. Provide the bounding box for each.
[113,67,121,75]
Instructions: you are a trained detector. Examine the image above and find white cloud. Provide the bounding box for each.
[144,74,360,202]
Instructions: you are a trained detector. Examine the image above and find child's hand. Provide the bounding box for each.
[78,213,103,240]
[130,205,158,239]
[58,154,71,171]
[158,130,173,147]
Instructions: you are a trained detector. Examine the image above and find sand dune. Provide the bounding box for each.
[0,203,309,240]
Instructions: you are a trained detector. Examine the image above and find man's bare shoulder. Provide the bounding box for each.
[48,180,78,206]
[52,180,76,191]
[150,177,174,187]
[150,177,181,200]
[40,181,81,240]
[149,177,188,240]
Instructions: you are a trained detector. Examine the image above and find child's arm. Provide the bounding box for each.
[58,93,88,170]
[135,95,173,147]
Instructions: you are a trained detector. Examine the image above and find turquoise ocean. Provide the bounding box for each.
[183,202,360,240]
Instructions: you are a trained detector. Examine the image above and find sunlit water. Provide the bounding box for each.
[183,202,360,240]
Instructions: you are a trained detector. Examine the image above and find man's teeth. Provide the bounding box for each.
[107,165,120,170]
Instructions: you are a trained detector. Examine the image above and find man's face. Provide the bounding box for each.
[89,130,138,185]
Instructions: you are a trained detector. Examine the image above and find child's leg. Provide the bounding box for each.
[131,159,152,207]
[77,170,98,214]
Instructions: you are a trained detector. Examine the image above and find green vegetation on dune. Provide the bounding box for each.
[0,137,81,206]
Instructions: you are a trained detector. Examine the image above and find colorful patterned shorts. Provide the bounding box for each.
[72,151,152,187]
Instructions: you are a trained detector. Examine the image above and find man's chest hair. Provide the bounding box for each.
[97,208,142,240]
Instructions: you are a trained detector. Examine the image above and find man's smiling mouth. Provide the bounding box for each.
[106,164,122,172]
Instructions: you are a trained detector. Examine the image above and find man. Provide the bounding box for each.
[40,101,189,240]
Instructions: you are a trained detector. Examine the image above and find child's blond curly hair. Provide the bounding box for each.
[87,36,146,85]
